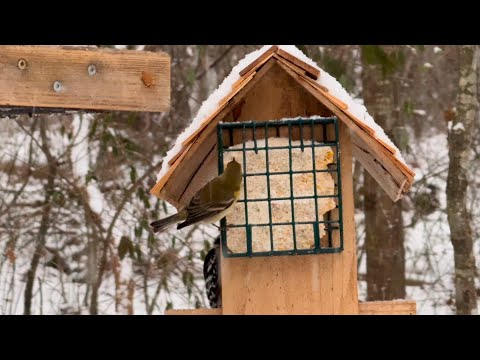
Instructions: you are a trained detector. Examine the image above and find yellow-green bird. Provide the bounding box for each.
[150,158,243,233]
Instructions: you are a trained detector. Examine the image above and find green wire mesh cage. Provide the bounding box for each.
[217,117,343,258]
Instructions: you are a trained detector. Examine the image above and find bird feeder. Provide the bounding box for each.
[217,117,343,257]
[152,45,416,315]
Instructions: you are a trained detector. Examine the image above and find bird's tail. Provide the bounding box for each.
[150,210,187,234]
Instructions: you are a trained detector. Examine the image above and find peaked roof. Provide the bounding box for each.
[151,45,415,204]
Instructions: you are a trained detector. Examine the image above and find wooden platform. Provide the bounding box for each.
[165,300,416,315]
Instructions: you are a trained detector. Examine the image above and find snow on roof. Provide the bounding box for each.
[157,45,409,182]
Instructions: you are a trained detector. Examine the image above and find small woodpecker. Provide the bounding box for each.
[203,237,221,308]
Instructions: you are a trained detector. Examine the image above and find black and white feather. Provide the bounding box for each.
[203,237,221,308]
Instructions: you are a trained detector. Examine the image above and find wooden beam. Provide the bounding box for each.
[165,300,416,315]
[239,45,278,76]
[181,71,258,148]
[276,48,320,79]
[0,45,170,112]
[149,143,193,198]
[333,122,359,314]
[358,300,416,315]
[165,308,222,315]
[352,142,406,202]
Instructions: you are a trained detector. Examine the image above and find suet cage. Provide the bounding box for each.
[217,117,343,258]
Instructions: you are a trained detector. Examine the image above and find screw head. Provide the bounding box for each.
[17,58,27,70]
[53,81,63,92]
[88,64,96,76]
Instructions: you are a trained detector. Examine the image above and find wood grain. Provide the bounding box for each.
[358,300,416,315]
[353,143,406,201]
[165,300,416,315]
[276,48,320,79]
[0,45,170,112]
[239,45,278,76]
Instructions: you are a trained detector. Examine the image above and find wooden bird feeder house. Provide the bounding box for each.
[151,45,416,315]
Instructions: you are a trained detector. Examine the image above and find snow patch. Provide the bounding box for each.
[424,62,433,68]
[413,109,427,116]
[87,184,104,214]
[452,122,465,131]
[433,47,443,54]
[71,114,92,179]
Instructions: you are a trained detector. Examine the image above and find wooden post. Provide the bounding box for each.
[0,45,170,113]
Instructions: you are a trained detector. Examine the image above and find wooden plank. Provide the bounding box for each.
[239,45,278,76]
[393,155,416,178]
[273,54,307,77]
[231,73,252,90]
[218,72,255,108]
[0,45,170,112]
[353,143,405,201]
[274,55,330,93]
[333,122,359,314]
[353,134,411,188]
[168,145,188,166]
[180,72,259,148]
[276,48,320,80]
[375,136,396,155]
[169,300,415,315]
[301,72,330,93]
[178,140,218,206]
[155,59,279,206]
[318,89,349,111]
[181,106,225,147]
[232,52,273,90]
[165,308,222,315]
[150,143,193,198]
[359,300,416,315]
[277,62,414,199]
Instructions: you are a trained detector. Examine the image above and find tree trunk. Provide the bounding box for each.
[361,46,406,301]
[447,45,478,315]
[24,120,56,315]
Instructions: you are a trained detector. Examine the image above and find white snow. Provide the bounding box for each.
[424,62,433,68]
[433,47,443,54]
[87,184,104,214]
[71,114,91,179]
[413,109,427,116]
[452,122,465,131]
[71,114,105,215]
[157,45,411,182]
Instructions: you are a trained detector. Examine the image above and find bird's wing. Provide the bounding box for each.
[177,191,235,229]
